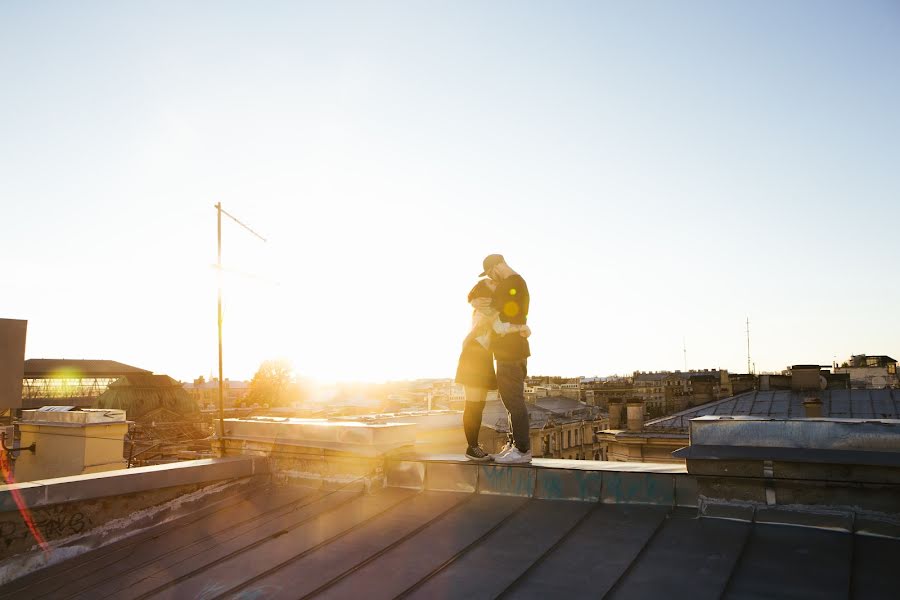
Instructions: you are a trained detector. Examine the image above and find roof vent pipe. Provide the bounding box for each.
[803,397,823,418]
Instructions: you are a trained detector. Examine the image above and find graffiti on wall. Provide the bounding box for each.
[0,504,92,551]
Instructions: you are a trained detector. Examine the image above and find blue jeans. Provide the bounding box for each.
[497,359,529,453]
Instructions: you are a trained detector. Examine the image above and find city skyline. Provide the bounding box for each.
[2,2,898,383]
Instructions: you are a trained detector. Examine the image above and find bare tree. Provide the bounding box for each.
[247,359,302,407]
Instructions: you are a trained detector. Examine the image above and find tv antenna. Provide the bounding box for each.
[746,317,752,374]
[215,203,267,452]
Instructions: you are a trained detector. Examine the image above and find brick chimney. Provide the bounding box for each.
[626,401,644,432]
[608,399,624,429]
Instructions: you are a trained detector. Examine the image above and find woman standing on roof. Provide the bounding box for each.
[456,279,529,461]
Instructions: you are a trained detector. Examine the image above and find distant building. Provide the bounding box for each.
[728,373,758,395]
[0,318,27,411]
[834,354,898,389]
[524,385,550,402]
[184,378,251,409]
[96,373,208,465]
[447,383,497,410]
[688,374,719,405]
[599,364,900,463]
[635,369,731,417]
[596,400,685,463]
[21,359,150,409]
[480,396,606,460]
[582,377,633,409]
[557,382,581,401]
[97,373,198,423]
[632,372,666,414]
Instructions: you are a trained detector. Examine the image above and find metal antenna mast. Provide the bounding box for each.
[683,337,687,372]
[215,203,266,454]
[746,317,752,374]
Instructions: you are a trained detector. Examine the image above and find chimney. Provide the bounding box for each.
[791,365,822,391]
[608,399,624,429]
[802,396,823,418]
[626,401,644,432]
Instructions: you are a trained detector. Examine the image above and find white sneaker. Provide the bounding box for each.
[490,441,515,460]
[493,447,532,464]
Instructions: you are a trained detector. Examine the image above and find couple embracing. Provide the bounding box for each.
[455,254,532,464]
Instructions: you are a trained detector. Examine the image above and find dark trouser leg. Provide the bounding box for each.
[496,360,529,453]
[463,387,487,447]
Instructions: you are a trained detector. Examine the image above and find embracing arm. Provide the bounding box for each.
[492,317,531,338]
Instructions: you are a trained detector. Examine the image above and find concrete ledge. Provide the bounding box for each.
[601,471,675,506]
[478,464,536,497]
[426,462,477,493]
[0,457,267,512]
[675,472,699,507]
[535,468,602,502]
[220,417,416,455]
[383,456,696,507]
[395,454,687,473]
[384,460,426,490]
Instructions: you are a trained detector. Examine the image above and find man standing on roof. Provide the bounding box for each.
[481,254,532,464]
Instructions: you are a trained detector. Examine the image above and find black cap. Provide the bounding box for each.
[479,254,505,277]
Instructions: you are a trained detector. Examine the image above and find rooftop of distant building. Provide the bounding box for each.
[23,358,150,378]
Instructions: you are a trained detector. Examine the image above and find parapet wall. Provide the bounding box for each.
[675,416,900,536]
[385,456,698,507]
[0,457,267,572]
[216,416,417,491]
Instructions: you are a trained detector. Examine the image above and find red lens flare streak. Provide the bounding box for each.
[0,451,51,556]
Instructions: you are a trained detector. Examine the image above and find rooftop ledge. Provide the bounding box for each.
[217,416,417,456]
[383,455,697,507]
[396,454,687,473]
[0,456,266,513]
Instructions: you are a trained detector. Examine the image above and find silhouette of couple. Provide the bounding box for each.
[455,254,532,464]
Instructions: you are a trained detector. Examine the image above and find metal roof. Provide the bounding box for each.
[3,473,896,599]
[534,396,590,413]
[96,374,196,419]
[23,359,151,378]
[646,388,900,431]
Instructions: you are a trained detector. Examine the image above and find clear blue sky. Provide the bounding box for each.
[2,1,898,382]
